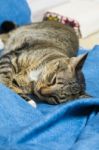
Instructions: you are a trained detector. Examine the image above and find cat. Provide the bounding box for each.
[0,21,89,106]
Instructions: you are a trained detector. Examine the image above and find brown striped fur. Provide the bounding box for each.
[0,21,89,104]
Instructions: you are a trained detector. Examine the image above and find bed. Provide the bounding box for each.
[0,0,99,150]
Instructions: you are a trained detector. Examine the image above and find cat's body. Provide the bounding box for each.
[0,21,88,105]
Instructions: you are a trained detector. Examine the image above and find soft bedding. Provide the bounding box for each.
[27,0,99,38]
[0,1,99,149]
[0,46,99,150]
[0,0,31,26]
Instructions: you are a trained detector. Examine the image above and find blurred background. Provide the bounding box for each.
[27,0,99,49]
[0,0,99,49]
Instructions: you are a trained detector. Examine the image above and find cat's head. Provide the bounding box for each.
[34,53,89,104]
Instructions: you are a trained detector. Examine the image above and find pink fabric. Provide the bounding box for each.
[43,12,81,38]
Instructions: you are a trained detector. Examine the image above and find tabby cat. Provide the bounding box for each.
[0,21,89,106]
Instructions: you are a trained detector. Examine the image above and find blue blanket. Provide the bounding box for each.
[0,0,31,26]
[0,46,99,150]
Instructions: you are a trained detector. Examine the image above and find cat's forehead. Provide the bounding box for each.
[56,68,72,76]
[58,59,72,71]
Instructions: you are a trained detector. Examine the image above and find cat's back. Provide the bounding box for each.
[4,21,79,57]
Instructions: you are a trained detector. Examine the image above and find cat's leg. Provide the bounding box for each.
[0,75,26,95]
[1,78,37,107]
[0,56,36,107]
[0,55,27,94]
[20,94,36,108]
[9,81,37,108]
[12,77,37,108]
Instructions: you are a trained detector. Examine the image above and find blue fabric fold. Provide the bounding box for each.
[0,45,99,150]
[0,0,31,26]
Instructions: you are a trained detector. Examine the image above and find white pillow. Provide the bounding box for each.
[27,0,68,22]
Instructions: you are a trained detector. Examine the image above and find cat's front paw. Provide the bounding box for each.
[28,100,37,108]
[20,94,37,108]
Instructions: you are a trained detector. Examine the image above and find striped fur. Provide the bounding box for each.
[0,21,89,104]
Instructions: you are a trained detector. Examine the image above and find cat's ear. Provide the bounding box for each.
[70,53,88,70]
